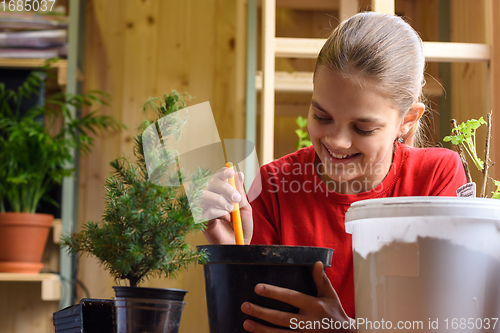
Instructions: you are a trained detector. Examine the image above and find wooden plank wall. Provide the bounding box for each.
[0,283,59,333]
[450,0,491,188]
[77,1,245,333]
[490,0,500,178]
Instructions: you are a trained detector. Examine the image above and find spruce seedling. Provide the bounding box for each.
[62,91,210,287]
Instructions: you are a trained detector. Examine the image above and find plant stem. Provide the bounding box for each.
[451,119,472,183]
[481,112,492,198]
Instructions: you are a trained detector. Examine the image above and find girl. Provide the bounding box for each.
[202,12,467,332]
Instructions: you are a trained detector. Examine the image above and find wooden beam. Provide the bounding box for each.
[0,273,61,301]
[261,0,276,164]
[257,0,340,11]
[489,0,500,180]
[275,37,491,63]
[423,42,491,63]
[256,71,313,92]
[372,0,395,14]
[275,37,324,58]
[0,58,70,85]
[340,0,359,21]
[256,71,444,96]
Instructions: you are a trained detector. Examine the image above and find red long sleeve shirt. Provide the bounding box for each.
[249,142,467,318]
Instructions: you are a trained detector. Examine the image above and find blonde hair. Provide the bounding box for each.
[315,12,427,147]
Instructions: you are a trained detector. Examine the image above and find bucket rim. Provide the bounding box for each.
[348,196,500,210]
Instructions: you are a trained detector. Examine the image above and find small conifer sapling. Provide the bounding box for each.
[62,91,210,287]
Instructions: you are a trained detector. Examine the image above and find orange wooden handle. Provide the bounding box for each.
[226,162,244,245]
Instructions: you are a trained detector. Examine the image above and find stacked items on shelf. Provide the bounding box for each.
[0,12,68,58]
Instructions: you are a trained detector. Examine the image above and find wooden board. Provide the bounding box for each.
[77,1,246,333]
[450,0,490,188]
[0,282,59,333]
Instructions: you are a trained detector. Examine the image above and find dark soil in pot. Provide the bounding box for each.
[198,244,334,332]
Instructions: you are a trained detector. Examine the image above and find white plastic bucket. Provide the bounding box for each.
[345,197,500,333]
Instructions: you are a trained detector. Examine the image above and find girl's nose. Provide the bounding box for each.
[325,128,352,150]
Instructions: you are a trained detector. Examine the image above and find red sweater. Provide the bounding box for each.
[249,143,467,318]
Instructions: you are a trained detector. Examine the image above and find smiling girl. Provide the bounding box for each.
[202,12,466,332]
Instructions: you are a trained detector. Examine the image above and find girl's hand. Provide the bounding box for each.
[240,262,355,332]
[201,166,253,244]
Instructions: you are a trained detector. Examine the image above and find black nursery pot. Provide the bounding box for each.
[53,298,115,333]
[113,286,188,333]
[198,244,334,332]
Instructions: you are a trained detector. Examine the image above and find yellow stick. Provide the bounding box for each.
[226,162,244,245]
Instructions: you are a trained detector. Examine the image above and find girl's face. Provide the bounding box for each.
[308,67,411,194]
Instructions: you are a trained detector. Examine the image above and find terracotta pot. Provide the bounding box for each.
[0,212,53,273]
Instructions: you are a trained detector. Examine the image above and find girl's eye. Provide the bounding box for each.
[355,127,376,135]
[313,113,332,123]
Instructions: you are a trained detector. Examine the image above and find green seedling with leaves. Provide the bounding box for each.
[492,180,500,199]
[62,91,210,287]
[444,117,486,171]
[295,116,312,150]
[444,115,499,198]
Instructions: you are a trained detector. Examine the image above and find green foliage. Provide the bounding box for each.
[0,61,122,213]
[443,116,499,199]
[443,117,487,171]
[295,116,312,150]
[492,180,500,199]
[62,91,210,287]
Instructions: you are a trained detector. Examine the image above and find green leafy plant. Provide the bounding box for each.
[492,180,500,199]
[295,116,312,150]
[443,117,486,171]
[62,91,210,287]
[444,115,499,198]
[0,63,122,213]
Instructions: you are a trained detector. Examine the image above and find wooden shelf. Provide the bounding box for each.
[256,71,444,96]
[275,38,324,59]
[423,42,491,63]
[0,273,61,301]
[0,58,68,86]
[274,37,492,63]
[53,218,62,244]
[256,71,313,92]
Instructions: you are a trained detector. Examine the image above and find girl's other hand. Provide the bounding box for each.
[241,261,355,332]
[201,166,253,244]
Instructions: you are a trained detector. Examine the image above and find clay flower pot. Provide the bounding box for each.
[0,212,53,273]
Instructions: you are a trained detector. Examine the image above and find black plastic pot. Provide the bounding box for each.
[113,286,187,333]
[198,244,334,332]
[53,298,115,333]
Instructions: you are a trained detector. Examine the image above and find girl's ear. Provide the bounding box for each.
[399,103,425,136]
